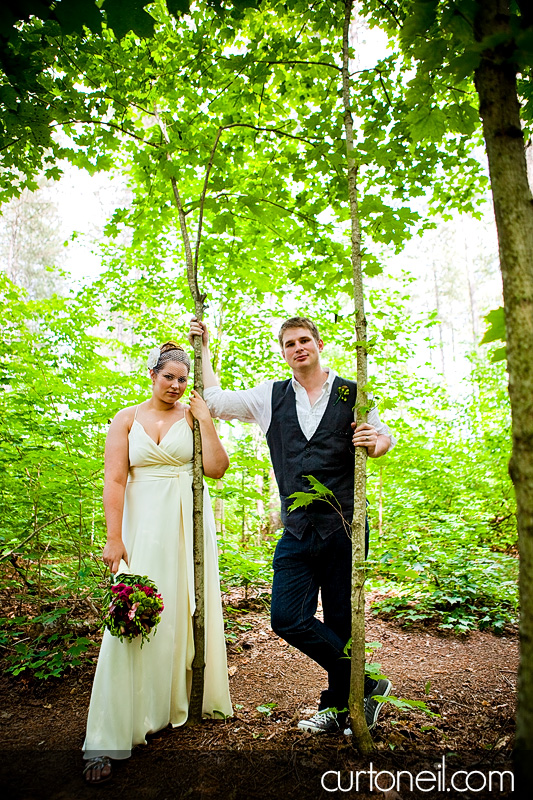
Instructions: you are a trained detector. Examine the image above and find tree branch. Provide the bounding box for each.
[377,71,392,105]
[56,119,161,147]
[255,58,341,72]
[0,515,70,562]
[374,0,403,28]
[194,126,224,272]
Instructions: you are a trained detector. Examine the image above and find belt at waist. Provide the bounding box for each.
[128,464,193,482]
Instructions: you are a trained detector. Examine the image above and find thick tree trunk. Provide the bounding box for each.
[473,0,533,789]
[342,0,373,753]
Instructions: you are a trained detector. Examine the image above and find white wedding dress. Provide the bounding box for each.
[83,415,232,759]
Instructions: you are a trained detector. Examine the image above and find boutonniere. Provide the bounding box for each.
[334,385,349,405]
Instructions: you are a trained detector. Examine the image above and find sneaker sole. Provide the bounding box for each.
[297,722,339,734]
[368,680,392,730]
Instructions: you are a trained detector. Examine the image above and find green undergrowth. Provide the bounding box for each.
[0,563,108,681]
[218,540,274,598]
[369,546,518,634]
[0,606,97,680]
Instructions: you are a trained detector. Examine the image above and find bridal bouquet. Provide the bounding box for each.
[103,574,164,648]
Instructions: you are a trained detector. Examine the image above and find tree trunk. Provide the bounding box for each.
[187,285,207,724]
[473,0,533,790]
[462,229,478,346]
[431,259,446,377]
[215,479,225,538]
[378,466,383,541]
[154,108,207,725]
[253,425,265,538]
[342,0,373,754]
[213,354,225,538]
[268,467,282,535]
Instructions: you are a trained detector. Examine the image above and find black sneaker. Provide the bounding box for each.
[297,709,342,733]
[364,678,392,729]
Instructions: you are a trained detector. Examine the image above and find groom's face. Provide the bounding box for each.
[280,326,323,371]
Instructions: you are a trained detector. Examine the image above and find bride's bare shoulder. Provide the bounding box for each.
[110,405,140,431]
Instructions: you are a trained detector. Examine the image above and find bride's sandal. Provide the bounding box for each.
[83,755,113,784]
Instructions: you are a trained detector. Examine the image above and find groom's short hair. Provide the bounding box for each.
[278,317,321,348]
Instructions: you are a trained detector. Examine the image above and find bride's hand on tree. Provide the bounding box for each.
[188,389,211,423]
[102,540,128,574]
[187,389,229,478]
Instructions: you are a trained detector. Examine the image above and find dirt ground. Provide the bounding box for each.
[0,590,519,800]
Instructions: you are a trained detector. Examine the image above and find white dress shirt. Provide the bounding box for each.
[204,367,396,447]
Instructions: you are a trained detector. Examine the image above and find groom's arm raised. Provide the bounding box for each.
[188,318,272,432]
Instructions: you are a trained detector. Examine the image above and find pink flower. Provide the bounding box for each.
[103,573,164,647]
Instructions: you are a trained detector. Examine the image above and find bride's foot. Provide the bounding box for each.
[83,755,112,784]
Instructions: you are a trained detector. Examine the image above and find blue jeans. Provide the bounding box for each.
[270,522,370,712]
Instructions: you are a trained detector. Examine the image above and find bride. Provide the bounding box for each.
[83,342,232,784]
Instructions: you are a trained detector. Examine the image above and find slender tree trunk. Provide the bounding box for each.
[473,0,533,790]
[213,347,225,537]
[253,426,265,537]
[463,233,478,346]
[241,471,247,549]
[268,467,281,534]
[431,259,446,377]
[187,279,207,724]
[342,0,373,753]
[214,485,224,537]
[154,108,207,725]
[378,466,383,541]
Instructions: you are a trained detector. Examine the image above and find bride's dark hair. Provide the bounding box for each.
[153,341,191,374]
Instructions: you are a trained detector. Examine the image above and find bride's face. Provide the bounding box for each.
[150,360,189,403]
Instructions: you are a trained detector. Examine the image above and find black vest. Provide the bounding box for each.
[266,376,357,539]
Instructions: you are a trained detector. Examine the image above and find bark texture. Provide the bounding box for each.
[154,107,207,725]
[178,179,208,726]
[473,0,533,786]
[342,0,373,754]
[187,288,207,725]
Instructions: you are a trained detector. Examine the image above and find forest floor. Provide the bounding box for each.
[0,589,518,800]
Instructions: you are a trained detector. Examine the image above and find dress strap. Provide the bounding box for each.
[133,405,139,420]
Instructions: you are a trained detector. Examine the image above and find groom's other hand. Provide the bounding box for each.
[188,317,209,346]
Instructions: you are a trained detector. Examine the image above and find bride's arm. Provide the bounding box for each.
[187,390,230,479]
[102,409,131,573]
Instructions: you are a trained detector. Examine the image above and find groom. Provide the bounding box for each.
[189,316,394,732]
